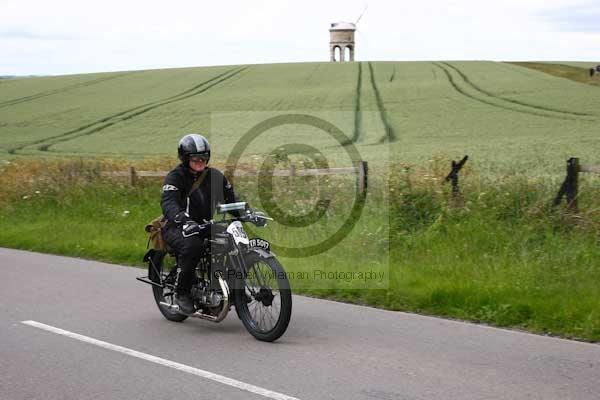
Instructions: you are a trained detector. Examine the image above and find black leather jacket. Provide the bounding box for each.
[161,164,238,226]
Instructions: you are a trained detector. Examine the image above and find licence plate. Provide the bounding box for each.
[249,238,270,251]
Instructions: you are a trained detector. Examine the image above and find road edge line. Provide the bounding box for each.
[21,320,300,400]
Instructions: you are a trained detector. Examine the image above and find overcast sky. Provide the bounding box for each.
[1,0,598,76]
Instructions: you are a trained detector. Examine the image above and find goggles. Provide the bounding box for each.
[189,154,209,163]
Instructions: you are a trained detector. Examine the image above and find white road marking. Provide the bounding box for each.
[22,320,300,400]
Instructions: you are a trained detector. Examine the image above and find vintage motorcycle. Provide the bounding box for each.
[137,202,292,342]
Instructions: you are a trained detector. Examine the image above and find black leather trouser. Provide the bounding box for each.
[162,224,207,294]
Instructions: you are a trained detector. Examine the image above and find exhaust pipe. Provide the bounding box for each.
[159,301,180,311]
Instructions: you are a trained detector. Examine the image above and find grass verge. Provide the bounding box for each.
[1,158,599,342]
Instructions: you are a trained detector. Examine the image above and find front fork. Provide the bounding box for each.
[227,249,269,297]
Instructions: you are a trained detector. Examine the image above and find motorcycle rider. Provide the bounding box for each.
[161,133,238,314]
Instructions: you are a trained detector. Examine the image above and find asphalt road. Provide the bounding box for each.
[1,247,599,400]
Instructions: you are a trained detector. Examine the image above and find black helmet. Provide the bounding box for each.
[178,134,211,164]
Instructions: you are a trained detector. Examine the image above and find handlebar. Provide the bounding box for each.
[199,209,272,229]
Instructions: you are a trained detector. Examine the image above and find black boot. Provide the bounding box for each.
[175,293,195,314]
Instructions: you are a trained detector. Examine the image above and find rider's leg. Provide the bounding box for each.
[163,226,204,313]
[176,235,204,294]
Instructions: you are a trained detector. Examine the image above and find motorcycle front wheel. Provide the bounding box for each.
[234,253,292,342]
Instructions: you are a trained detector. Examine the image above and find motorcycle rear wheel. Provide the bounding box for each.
[234,253,292,342]
[148,251,188,322]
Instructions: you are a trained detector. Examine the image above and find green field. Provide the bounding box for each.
[2,61,600,176]
[2,61,600,341]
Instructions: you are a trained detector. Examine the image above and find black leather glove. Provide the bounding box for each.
[251,211,268,227]
[182,221,203,237]
[173,211,191,226]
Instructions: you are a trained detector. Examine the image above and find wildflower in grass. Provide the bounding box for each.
[22,195,29,199]
[122,210,130,217]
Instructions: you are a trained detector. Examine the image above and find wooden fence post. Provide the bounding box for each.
[129,166,137,187]
[289,163,296,191]
[565,157,580,213]
[450,161,459,194]
[553,157,580,212]
[355,161,368,195]
[444,155,468,196]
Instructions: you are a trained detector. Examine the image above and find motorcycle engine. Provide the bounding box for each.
[191,284,223,307]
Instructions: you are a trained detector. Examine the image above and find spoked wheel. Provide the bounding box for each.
[148,251,187,322]
[234,253,292,342]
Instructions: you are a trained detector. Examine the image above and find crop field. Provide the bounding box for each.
[2,62,600,340]
[1,61,599,177]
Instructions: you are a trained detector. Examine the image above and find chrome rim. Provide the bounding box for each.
[159,263,178,311]
[244,261,282,333]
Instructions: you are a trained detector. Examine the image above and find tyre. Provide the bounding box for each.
[148,251,188,322]
[234,253,292,342]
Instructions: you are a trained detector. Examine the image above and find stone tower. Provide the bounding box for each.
[329,22,356,62]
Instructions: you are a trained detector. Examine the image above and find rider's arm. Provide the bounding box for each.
[161,170,187,224]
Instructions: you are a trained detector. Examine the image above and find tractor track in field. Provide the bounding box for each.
[8,66,248,154]
[441,62,597,118]
[367,62,397,143]
[0,72,134,109]
[389,66,397,82]
[433,62,596,121]
[350,62,363,143]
